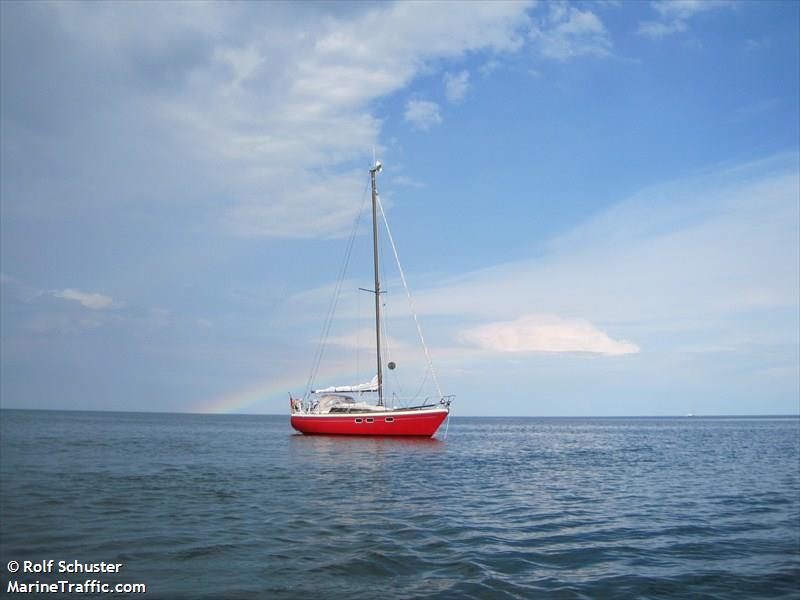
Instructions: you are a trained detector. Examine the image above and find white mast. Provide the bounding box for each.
[369,161,384,406]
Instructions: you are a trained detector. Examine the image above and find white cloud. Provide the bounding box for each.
[223,170,367,238]
[283,155,798,370]
[638,0,734,39]
[444,70,470,104]
[637,20,687,38]
[53,289,116,310]
[404,100,442,130]
[461,314,640,355]
[407,156,798,356]
[652,0,732,20]
[2,2,533,238]
[531,5,611,61]
[744,38,769,52]
[478,59,503,77]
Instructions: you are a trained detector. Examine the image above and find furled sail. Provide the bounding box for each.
[312,375,378,394]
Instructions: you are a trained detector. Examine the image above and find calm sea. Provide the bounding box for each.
[1,410,798,599]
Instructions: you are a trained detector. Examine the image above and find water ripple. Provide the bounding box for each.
[1,412,798,599]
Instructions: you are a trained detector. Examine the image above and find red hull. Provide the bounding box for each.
[291,408,448,437]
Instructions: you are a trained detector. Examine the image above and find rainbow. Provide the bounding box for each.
[190,365,366,414]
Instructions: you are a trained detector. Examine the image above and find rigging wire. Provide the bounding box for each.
[410,364,431,402]
[375,204,409,406]
[356,279,361,387]
[303,178,370,401]
[376,193,444,400]
[380,286,407,405]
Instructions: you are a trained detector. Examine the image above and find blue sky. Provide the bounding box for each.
[1,0,798,416]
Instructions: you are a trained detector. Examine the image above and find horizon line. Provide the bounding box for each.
[0,407,798,419]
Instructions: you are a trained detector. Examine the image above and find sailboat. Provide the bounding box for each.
[290,161,452,437]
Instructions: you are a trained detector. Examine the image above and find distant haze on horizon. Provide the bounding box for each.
[1,1,798,417]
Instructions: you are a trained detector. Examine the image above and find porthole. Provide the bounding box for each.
[354,418,363,424]
[366,418,374,423]
[385,417,394,423]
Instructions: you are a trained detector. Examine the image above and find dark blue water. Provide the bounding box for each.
[1,411,798,599]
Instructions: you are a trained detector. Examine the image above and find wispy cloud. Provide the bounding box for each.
[409,156,799,353]
[637,20,688,38]
[278,155,798,406]
[404,100,442,130]
[0,278,174,338]
[223,170,368,238]
[52,289,117,310]
[638,0,735,39]
[444,70,470,104]
[461,314,640,355]
[1,2,533,240]
[531,5,612,61]
[478,59,503,77]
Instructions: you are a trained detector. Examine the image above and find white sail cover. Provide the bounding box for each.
[312,375,378,394]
